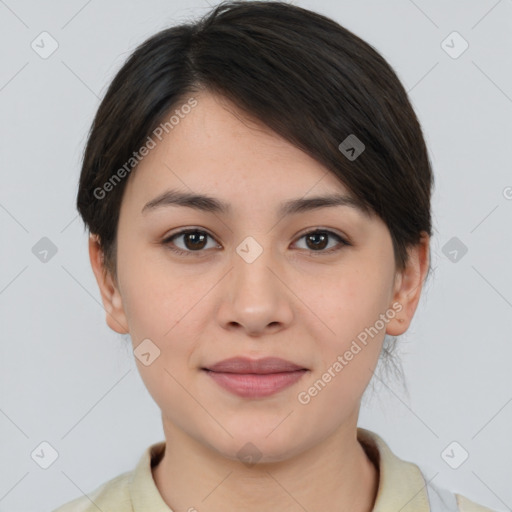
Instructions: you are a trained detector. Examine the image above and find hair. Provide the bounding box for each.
[76,0,435,381]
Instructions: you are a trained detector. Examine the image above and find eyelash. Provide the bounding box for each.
[161,228,351,258]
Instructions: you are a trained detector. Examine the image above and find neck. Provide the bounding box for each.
[152,419,379,512]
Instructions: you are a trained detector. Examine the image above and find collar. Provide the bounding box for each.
[130,439,169,510]
[357,427,430,512]
[129,428,431,512]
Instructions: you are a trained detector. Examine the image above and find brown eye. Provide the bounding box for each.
[294,229,349,254]
[162,229,218,257]
[182,231,208,250]
[162,227,350,258]
[305,232,329,250]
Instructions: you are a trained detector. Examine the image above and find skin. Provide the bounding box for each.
[89,90,430,512]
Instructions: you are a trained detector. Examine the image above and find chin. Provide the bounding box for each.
[204,426,311,466]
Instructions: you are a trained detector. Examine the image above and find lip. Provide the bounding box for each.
[205,356,306,374]
[202,357,308,398]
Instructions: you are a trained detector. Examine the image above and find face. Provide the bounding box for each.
[90,91,428,463]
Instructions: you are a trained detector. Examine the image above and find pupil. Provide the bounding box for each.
[186,232,206,250]
[308,232,327,250]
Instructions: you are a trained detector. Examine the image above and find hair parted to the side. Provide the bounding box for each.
[76,0,435,380]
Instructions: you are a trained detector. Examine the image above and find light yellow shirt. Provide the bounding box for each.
[52,428,496,512]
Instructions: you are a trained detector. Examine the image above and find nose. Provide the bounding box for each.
[216,240,294,336]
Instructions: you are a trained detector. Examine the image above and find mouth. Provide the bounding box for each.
[201,357,309,399]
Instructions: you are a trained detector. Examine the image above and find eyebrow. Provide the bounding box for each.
[141,189,372,218]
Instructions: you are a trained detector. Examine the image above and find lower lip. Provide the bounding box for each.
[204,369,307,398]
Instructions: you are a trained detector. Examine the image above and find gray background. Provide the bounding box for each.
[1,0,511,511]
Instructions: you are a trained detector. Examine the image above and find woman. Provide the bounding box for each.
[53,1,495,511]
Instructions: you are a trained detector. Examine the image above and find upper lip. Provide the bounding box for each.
[204,357,307,374]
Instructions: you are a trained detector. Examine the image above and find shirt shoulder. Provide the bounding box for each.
[51,469,134,512]
[51,441,168,512]
[455,493,498,512]
[357,428,499,512]
[426,480,498,512]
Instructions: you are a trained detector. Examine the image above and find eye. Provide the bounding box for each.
[162,227,350,258]
[162,229,219,257]
[293,229,350,254]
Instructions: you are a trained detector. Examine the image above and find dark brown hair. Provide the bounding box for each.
[77,0,434,293]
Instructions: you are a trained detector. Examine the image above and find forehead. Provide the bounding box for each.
[121,91,363,216]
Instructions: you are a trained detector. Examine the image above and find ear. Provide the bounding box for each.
[88,234,129,334]
[386,232,430,336]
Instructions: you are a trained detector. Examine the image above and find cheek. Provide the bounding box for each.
[302,268,390,403]
[314,268,392,342]
[118,254,199,340]
[128,311,198,417]
[133,354,198,436]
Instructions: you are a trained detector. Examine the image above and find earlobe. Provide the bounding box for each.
[88,234,129,334]
[386,233,430,336]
